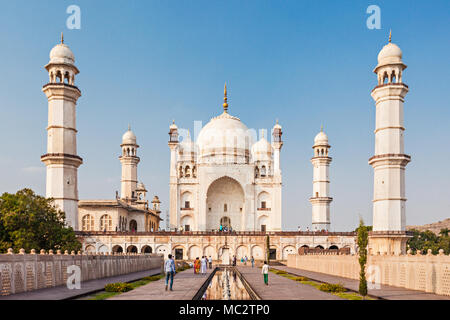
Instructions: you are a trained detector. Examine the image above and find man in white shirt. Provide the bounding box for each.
[261,261,269,285]
[200,256,207,275]
[208,256,213,269]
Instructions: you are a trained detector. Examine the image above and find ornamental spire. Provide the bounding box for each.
[61,32,64,44]
[388,29,392,43]
[223,82,228,113]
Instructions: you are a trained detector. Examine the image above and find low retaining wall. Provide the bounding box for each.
[0,249,163,296]
[287,250,450,296]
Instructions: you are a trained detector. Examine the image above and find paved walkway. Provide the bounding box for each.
[236,266,343,300]
[109,268,213,300]
[0,268,162,300]
[274,266,450,300]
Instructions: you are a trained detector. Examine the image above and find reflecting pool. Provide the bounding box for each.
[201,268,252,300]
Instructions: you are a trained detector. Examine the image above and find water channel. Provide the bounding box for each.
[197,267,257,300]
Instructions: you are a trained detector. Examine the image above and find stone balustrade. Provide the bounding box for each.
[0,248,163,296]
[287,249,450,296]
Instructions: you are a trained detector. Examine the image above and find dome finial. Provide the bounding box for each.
[223,82,228,113]
[321,124,323,132]
[61,32,64,44]
[128,123,131,131]
[389,29,392,43]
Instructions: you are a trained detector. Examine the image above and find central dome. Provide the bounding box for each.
[197,112,254,164]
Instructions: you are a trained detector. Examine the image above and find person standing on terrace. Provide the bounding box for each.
[164,254,176,291]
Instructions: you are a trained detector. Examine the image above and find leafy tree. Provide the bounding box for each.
[0,188,81,253]
[265,235,270,263]
[355,225,372,233]
[407,228,449,255]
[357,218,369,298]
[439,228,449,237]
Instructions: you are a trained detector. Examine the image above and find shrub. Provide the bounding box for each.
[176,265,191,272]
[104,282,133,293]
[275,270,287,275]
[142,275,163,281]
[318,283,347,293]
[294,276,309,282]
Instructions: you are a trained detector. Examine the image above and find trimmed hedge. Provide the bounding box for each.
[104,282,133,293]
[274,270,287,275]
[142,275,164,281]
[176,265,191,272]
[293,276,309,282]
[318,283,347,293]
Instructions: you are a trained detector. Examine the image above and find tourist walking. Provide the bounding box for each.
[232,255,237,266]
[244,256,248,265]
[262,261,269,285]
[164,254,176,291]
[201,256,207,275]
[208,256,213,269]
[251,256,255,268]
[194,257,200,274]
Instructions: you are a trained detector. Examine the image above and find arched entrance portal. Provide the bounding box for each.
[127,245,138,253]
[129,220,137,232]
[112,245,123,253]
[141,245,152,254]
[220,216,231,228]
[206,176,244,231]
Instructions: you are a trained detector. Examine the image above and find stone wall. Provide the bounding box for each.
[0,249,163,296]
[287,250,450,296]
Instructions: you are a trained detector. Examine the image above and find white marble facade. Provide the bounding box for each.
[168,85,283,232]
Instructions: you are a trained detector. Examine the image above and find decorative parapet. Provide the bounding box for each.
[0,248,163,296]
[287,252,450,296]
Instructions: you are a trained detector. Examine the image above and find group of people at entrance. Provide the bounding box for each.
[219,224,232,233]
[164,254,269,292]
[231,255,255,267]
[194,256,213,274]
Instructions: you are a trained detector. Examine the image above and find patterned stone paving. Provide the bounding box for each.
[236,266,343,300]
[109,267,213,300]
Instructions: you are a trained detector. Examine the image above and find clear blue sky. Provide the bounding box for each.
[0,0,449,231]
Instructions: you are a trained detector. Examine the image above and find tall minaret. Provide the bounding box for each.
[272,120,283,176]
[119,126,140,201]
[271,120,283,231]
[168,120,179,230]
[309,127,332,231]
[369,32,411,255]
[41,34,82,230]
